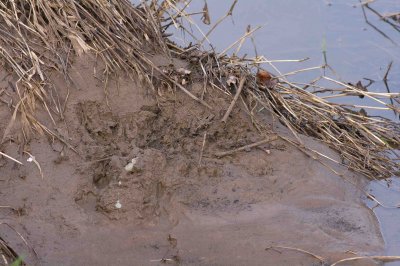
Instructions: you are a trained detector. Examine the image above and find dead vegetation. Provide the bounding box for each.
[0,0,399,264]
[360,0,400,44]
[0,0,167,141]
[266,245,400,266]
[0,2,399,188]
[0,0,399,180]
[0,236,20,266]
[160,1,400,182]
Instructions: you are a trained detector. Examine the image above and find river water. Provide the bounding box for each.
[170,0,399,116]
[165,0,400,263]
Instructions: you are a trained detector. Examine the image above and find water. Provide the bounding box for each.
[168,0,400,119]
[367,179,400,265]
[166,0,400,262]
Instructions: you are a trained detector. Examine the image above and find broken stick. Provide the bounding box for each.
[215,135,278,158]
[221,77,246,123]
[0,151,23,165]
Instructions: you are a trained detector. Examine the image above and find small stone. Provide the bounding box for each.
[124,157,138,172]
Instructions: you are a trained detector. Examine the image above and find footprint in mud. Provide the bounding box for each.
[91,156,122,189]
[75,191,98,213]
[76,101,120,145]
[78,147,171,221]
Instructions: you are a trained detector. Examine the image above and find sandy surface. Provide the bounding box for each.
[0,55,383,265]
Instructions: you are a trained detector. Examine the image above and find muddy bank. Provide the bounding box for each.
[0,55,384,265]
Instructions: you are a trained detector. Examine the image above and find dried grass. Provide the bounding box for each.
[266,245,400,265]
[0,0,398,184]
[162,1,399,181]
[0,0,169,141]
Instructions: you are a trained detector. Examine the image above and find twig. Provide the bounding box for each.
[360,1,396,45]
[215,135,278,158]
[265,245,325,263]
[0,222,40,264]
[275,65,324,79]
[330,256,400,266]
[218,25,263,58]
[23,151,44,179]
[248,57,310,64]
[0,151,23,165]
[364,4,400,32]
[383,61,393,82]
[198,132,207,166]
[221,77,246,122]
[145,59,212,109]
[382,61,396,117]
[199,0,238,45]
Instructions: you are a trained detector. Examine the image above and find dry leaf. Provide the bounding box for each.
[202,2,211,25]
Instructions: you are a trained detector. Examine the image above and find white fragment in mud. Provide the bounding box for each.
[24,151,44,179]
[124,157,138,172]
[118,181,122,186]
[182,78,187,85]
[177,67,191,75]
[226,75,238,86]
[115,200,122,209]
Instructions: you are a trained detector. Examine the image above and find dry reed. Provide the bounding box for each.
[0,0,398,182]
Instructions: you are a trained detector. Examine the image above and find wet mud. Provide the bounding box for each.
[0,55,384,265]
